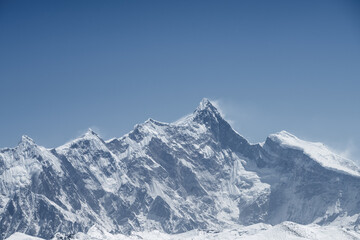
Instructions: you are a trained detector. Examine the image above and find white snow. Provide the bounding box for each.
[5,232,44,240]
[269,131,360,177]
[0,136,63,203]
[7,221,360,240]
[172,98,217,126]
[72,223,360,240]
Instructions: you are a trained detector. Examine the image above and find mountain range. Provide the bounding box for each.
[1,99,360,239]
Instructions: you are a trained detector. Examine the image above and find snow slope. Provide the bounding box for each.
[6,221,360,240]
[269,130,360,177]
[5,232,43,240]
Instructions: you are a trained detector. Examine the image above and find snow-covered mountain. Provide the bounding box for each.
[1,99,360,239]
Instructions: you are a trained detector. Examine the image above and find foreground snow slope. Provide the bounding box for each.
[6,221,360,240]
[1,99,360,239]
[5,232,43,240]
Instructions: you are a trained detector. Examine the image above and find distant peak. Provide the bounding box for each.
[195,98,220,115]
[86,128,96,135]
[266,130,360,177]
[18,135,36,148]
[83,128,101,139]
[56,128,104,151]
[144,118,168,126]
[268,131,323,147]
[144,118,156,124]
[197,98,214,110]
[268,131,300,145]
[173,98,223,126]
[270,130,297,139]
[21,135,35,143]
[199,98,211,108]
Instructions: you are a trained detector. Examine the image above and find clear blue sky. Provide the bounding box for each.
[0,0,359,161]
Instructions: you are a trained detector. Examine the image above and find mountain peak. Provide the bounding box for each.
[198,98,212,109]
[267,130,360,177]
[16,135,37,150]
[3,100,360,239]
[144,118,168,127]
[85,128,97,136]
[269,130,297,141]
[56,128,104,151]
[19,135,35,145]
[82,128,103,141]
[194,98,222,118]
[196,98,218,112]
[173,98,223,126]
[268,130,322,149]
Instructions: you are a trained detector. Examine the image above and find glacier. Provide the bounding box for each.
[1,98,360,239]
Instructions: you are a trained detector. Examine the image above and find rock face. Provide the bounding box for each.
[1,99,360,239]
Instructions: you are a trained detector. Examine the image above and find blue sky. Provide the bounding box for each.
[0,0,359,161]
